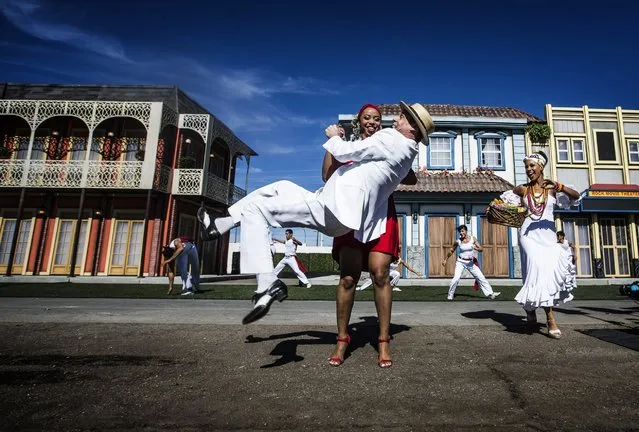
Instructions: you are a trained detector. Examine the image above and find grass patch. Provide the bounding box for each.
[0,283,629,301]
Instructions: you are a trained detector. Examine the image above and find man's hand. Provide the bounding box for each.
[325,125,341,138]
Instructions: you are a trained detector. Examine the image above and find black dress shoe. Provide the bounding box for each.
[197,207,221,241]
[242,280,288,325]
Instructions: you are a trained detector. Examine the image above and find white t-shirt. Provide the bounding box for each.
[457,237,475,261]
[284,238,297,256]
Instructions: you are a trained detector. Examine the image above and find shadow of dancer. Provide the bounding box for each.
[245,316,410,368]
[461,309,542,335]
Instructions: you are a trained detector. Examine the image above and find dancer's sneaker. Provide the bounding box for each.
[305,283,312,288]
[242,280,288,325]
[392,287,402,292]
[197,206,220,241]
[489,292,501,300]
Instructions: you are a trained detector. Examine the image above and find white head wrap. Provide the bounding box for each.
[523,152,548,169]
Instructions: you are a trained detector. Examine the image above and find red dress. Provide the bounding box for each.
[331,195,399,271]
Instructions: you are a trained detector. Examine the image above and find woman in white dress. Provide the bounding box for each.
[511,151,580,338]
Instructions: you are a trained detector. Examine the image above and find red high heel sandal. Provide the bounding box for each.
[377,338,392,368]
[328,335,351,367]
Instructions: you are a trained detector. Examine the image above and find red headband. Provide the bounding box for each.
[358,103,381,119]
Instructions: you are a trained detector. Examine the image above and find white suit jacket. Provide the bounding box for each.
[320,128,418,243]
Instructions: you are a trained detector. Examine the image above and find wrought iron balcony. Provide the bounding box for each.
[172,169,246,205]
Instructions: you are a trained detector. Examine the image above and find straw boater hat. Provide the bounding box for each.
[399,101,435,145]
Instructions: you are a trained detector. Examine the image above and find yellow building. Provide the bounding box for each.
[536,105,639,278]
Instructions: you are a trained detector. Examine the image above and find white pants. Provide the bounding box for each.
[228,180,351,275]
[448,259,494,297]
[359,269,401,290]
[273,255,309,284]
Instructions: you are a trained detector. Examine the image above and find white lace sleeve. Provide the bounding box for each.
[499,190,521,205]
[556,185,582,209]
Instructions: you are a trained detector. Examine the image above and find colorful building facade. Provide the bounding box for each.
[0,84,256,277]
[542,104,639,278]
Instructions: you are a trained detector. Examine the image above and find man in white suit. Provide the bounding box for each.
[197,102,434,324]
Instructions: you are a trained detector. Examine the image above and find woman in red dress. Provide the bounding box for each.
[322,103,417,368]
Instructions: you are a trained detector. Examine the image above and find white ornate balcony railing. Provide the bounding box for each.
[0,159,26,187]
[86,161,143,188]
[173,169,203,195]
[153,164,172,193]
[27,160,84,188]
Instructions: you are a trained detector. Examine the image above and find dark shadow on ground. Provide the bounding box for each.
[554,306,635,327]
[245,316,410,368]
[461,310,543,335]
[578,328,639,352]
[578,305,639,315]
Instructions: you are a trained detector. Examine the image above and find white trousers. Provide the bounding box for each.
[273,255,309,284]
[228,180,351,275]
[359,269,401,290]
[448,259,494,297]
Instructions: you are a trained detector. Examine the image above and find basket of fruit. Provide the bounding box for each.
[486,199,527,228]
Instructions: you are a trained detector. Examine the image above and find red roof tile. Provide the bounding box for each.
[378,104,542,122]
[397,171,514,193]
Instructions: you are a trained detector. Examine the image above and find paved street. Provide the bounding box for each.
[0,298,638,431]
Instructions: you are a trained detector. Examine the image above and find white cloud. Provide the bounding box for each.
[264,145,297,155]
[1,0,131,62]
[250,167,263,173]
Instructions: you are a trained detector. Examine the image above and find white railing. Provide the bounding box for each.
[0,159,26,187]
[0,160,247,203]
[86,160,143,189]
[27,160,84,188]
[172,169,203,195]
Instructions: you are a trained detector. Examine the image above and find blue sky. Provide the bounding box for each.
[1,0,638,244]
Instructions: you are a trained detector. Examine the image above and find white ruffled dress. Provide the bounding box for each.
[501,190,579,310]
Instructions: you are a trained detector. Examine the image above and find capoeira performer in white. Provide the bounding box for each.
[272,229,312,288]
[442,224,501,300]
[197,102,434,324]
[556,230,577,290]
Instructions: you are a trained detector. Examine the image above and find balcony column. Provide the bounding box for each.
[19,128,36,187]
[137,189,153,278]
[244,155,251,192]
[68,189,86,277]
[140,103,162,189]
[81,128,95,188]
[5,188,27,276]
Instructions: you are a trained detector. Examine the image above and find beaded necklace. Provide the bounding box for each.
[525,184,547,218]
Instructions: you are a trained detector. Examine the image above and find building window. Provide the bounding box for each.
[475,131,507,170]
[562,218,592,277]
[0,218,32,273]
[628,141,639,163]
[572,139,585,162]
[427,134,454,169]
[556,138,586,163]
[594,130,618,162]
[557,139,570,162]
